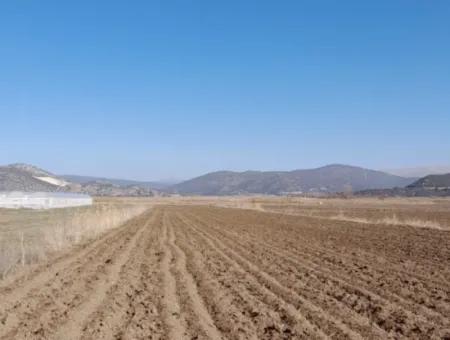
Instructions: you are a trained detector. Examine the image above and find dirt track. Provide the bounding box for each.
[0,205,449,339]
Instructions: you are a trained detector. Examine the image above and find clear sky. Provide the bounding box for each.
[1,1,449,181]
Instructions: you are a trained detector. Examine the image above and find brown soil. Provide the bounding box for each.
[0,205,449,339]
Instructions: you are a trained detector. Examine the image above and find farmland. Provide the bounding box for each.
[0,198,449,339]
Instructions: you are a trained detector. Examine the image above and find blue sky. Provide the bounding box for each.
[1,1,449,180]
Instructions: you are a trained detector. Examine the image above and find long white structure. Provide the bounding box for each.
[0,192,93,209]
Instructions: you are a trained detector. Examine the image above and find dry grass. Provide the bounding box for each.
[328,210,444,230]
[0,200,149,278]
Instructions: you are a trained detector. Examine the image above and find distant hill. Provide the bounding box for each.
[70,181,156,197]
[0,164,156,196]
[408,173,450,189]
[0,164,69,192]
[62,175,173,190]
[355,173,450,197]
[7,163,55,178]
[1,163,428,197]
[171,164,417,195]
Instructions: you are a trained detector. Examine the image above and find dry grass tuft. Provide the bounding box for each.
[327,210,444,230]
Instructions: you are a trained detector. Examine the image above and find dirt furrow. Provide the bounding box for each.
[160,212,187,339]
[0,211,151,339]
[196,207,450,322]
[186,208,447,339]
[49,214,151,340]
[80,208,165,340]
[0,211,152,339]
[172,211,320,339]
[0,211,149,316]
[201,206,449,289]
[184,211,392,338]
[165,213,223,340]
[175,211,357,339]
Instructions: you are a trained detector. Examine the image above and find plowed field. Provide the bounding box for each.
[1,205,449,339]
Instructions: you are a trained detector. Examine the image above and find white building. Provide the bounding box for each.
[0,192,93,209]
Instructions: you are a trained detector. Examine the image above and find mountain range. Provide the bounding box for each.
[171,164,417,195]
[3,162,449,197]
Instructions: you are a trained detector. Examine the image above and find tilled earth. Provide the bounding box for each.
[0,205,449,339]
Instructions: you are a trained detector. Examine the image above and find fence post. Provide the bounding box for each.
[20,232,25,267]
